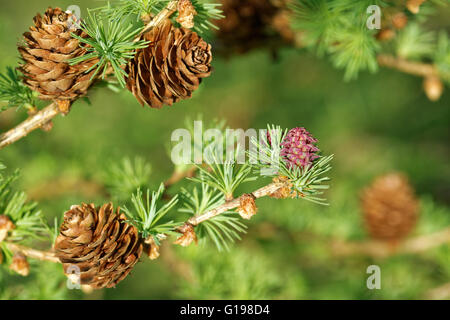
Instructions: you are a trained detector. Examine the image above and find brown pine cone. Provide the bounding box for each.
[18,7,98,101]
[361,173,419,242]
[54,203,143,289]
[125,19,212,109]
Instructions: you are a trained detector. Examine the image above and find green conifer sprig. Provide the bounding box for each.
[95,0,165,22]
[290,0,340,56]
[0,166,49,244]
[2,192,47,242]
[435,32,450,83]
[290,0,380,80]
[69,10,149,87]
[396,23,436,60]
[0,67,36,112]
[179,180,247,251]
[185,0,224,33]
[328,20,379,80]
[121,185,181,242]
[285,155,333,205]
[104,157,152,201]
[190,146,257,201]
[0,164,51,266]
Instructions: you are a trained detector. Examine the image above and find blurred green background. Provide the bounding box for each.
[0,0,449,299]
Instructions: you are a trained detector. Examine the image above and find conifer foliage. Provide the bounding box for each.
[0,0,448,148]
[0,0,449,300]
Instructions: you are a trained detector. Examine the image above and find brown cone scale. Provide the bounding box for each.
[126,19,212,109]
[18,7,98,101]
[361,173,419,242]
[54,203,143,289]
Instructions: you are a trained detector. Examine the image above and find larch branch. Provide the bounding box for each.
[186,181,284,226]
[140,0,179,35]
[377,54,438,78]
[0,102,59,150]
[6,242,60,263]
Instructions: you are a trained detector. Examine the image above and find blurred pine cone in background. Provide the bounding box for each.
[361,173,419,242]
[18,7,98,101]
[126,19,212,109]
[215,0,295,56]
[54,203,143,289]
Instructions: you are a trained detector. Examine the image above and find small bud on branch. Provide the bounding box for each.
[174,223,198,247]
[406,0,427,14]
[237,194,257,220]
[144,237,161,260]
[423,76,444,101]
[0,215,15,242]
[177,0,197,29]
[9,253,30,276]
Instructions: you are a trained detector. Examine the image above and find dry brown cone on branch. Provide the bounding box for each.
[423,76,444,101]
[215,0,294,56]
[407,0,427,14]
[0,215,15,242]
[144,237,161,260]
[361,173,419,243]
[18,7,98,103]
[269,175,298,199]
[54,203,143,289]
[174,223,197,247]
[0,215,15,265]
[9,253,30,276]
[126,19,212,109]
[237,193,258,220]
[176,0,198,29]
